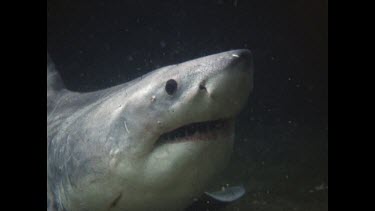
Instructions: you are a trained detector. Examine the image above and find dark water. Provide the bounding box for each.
[47,0,328,210]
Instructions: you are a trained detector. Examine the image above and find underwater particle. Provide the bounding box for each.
[233,0,238,7]
[151,95,156,102]
[127,56,134,61]
[105,44,111,51]
[314,183,328,191]
[160,41,166,48]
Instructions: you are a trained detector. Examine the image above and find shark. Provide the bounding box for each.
[47,49,254,211]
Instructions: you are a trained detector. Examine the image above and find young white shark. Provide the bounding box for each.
[47,49,254,211]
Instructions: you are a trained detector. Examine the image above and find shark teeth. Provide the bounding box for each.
[156,119,229,145]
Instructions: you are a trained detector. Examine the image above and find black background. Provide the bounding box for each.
[47,0,328,210]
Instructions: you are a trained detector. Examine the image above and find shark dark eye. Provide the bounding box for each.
[165,79,177,95]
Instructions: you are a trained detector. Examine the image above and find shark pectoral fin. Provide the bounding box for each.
[204,185,246,203]
[185,185,246,211]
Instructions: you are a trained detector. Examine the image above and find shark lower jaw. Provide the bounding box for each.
[154,119,233,146]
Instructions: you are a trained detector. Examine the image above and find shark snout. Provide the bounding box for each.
[229,49,251,59]
[226,49,253,73]
[195,49,253,117]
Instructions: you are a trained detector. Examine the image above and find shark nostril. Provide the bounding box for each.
[199,80,207,91]
[199,84,206,91]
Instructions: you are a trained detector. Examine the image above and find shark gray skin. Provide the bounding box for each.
[47,49,254,211]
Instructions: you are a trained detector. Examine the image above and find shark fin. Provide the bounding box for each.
[47,52,67,115]
[204,185,246,203]
[47,52,65,94]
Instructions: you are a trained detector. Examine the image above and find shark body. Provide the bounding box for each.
[47,49,253,211]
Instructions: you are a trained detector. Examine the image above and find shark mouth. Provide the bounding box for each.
[155,119,232,146]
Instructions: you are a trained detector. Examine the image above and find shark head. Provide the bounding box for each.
[47,49,253,211]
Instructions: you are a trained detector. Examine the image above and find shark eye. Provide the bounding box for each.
[165,79,178,95]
